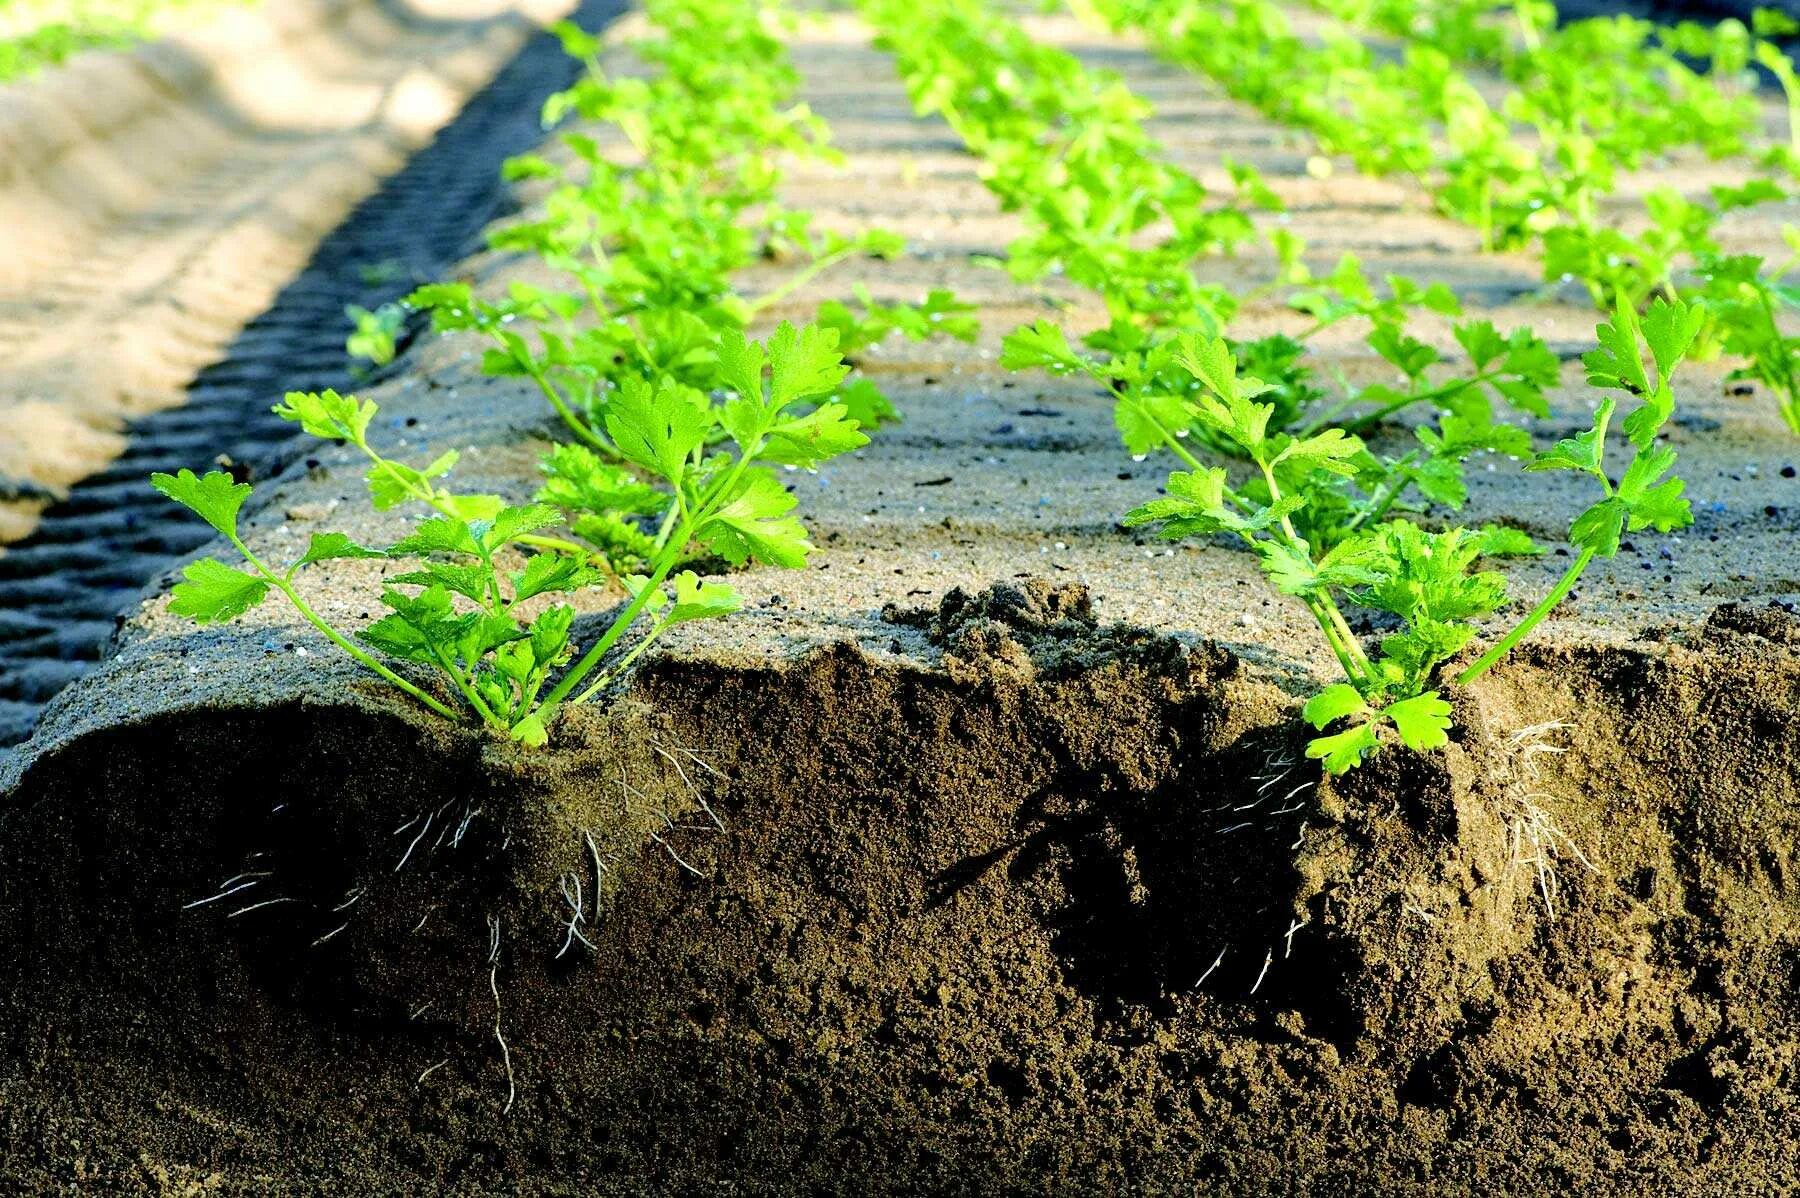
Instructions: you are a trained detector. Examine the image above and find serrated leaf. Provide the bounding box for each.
[1582,300,1651,397]
[1474,526,1540,557]
[762,403,869,468]
[1383,692,1452,752]
[275,390,375,444]
[1307,722,1380,774]
[1272,428,1363,475]
[1617,445,1691,533]
[530,604,575,666]
[666,571,742,624]
[389,517,479,557]
[1569,497,1628,558]
[295,532,383,569]
[604,376,711,484]
[167,557,269,624]
[1526,398,1615,477]
[1639,298,1704,388]
[767,321,850,409]
[151,469,251,539]
[513,553,598,602]
[1303,683,1368,729]
[481,504,562,550]
[834,379,900,430]
[389,561,492,603]
[1000,320,1087,375]
[696,469,810,568]
[1453,320,1508,370]
[538,443,667,517]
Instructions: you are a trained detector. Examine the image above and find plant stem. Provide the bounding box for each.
[239,538,460,721]
[743,245,859,316]
[571,619,668,705]
[520,358,617,459]
[1456,546,1596,686]
[540,546,683,710]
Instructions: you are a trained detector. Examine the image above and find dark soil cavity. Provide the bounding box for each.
[2,582,1798,1193]
[0,0,625,751]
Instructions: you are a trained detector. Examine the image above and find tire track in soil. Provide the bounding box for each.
[0,0,623,750]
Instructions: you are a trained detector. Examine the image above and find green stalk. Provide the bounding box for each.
[572,619,670,706]
[1754,285,1800,434]
[1256,456,1376,688]
[250,538,459,720]
[539,547,683,710]
[743,244,861,316]
[519,357,618,459]
[427,643,507,729]
[1456,546,1595,686]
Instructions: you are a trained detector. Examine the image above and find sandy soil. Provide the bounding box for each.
[0,0,576,545]
[1,6,1799,1194]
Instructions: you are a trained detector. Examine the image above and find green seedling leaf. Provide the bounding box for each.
[1582,300,1652,398]
[295,532,384,569]
[1526,397,1615,477]
[768,321,852,409]
[1307,722,1380,774]
[1640,298,1705,387]
[168,558,269,624]
[697,469,810,568]
[605,376,712,484]
[763,403,869,468]
[834,379,900,429]
[1000,320,1087,375]
[275,390,375,444]
[1384,691,1453,752]
[481,504,563,550]
[1568,497,1628,557]
[513,553,598,602]
[389,517,479,557]
[666,571,743,624]
[151,469,251,539]
[1303,683,1368,728]
[1617,445,1691,533]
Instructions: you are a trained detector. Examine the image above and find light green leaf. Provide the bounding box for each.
[274,390,375,444]
[151,469,251,539]
[1307,723,1380,774]
[697,469,810,568]
[295,532,383,569]
[665,571,742,624]
[604,376,711,484]
[762,403,869,468]
[168,558,269,624]
[767,321,851,409]
[1526,398,1615,477]
[389,517,479,557]
[1303,683,1368,729]
[1383,692,1452,752]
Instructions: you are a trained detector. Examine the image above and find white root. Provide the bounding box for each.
[396,811,434,873]
[227,897,300,919]
[489,915,515,1114]
[1283,918,1307,958]
[556,872,596,958]
[1249,949,1273,995]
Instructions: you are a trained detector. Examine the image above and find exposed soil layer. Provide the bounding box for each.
[2,584,1799,1193]
[3,5,1800,1193]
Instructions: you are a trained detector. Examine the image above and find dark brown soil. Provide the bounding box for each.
[3,581,1798,1195]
